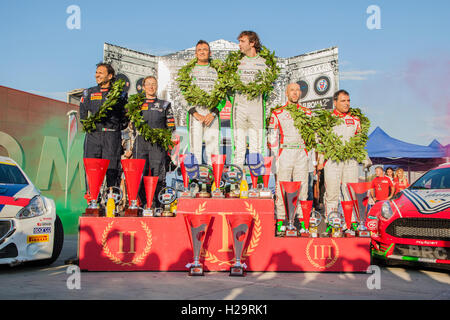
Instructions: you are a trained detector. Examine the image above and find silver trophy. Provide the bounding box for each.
[227,215,253,276]
[309,210,322,238]
[185,214,212,276]
[328,211,345,238]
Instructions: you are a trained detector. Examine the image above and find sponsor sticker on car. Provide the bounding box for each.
[33,227,51,234]
[27,234,49,243]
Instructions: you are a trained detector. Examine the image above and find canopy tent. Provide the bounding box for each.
[366,127,447,172]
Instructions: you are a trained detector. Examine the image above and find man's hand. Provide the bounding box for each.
[193,112,205,123]
[203,113,215,127]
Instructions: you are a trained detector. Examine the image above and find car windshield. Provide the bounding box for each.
[0,163,28,184]
[410,167,450,190]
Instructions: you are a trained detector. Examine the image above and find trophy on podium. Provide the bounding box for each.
[184,214,212,276]
[246,153,264,198]
[197,164,213,198]
[223,164,243,198]
[211,154,226,198]
[227,214,253,276]
[142,176,159,216]
[179,153,199,198]
[157,187,178,217]
[346,183,372,237]
[328,210,345,238]
[309,210,322,238]
[280,181,302,237]
[83,158,110,217]
[298,200,313,237]
[341,201,356,237]
[121,159,146,217]
[260,157,273,199]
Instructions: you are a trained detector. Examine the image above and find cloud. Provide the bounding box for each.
[340,70,377,81]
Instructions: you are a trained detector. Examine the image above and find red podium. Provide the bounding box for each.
[78,198,371,272]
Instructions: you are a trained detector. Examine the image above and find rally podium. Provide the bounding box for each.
[78,198,371,272]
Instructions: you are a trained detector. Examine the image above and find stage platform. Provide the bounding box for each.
[78,198,371,272]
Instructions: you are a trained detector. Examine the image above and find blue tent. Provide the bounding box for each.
[366,127,447,171]
[367,127,446,158]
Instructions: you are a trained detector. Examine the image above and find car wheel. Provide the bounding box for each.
[29,215,64,266]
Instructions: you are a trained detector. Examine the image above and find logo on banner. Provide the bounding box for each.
[314,76,331,96]
[306,239,340,270]
[101,220,152,266]
[194,201,262,266]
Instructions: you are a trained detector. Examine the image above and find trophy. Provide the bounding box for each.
[142,176,158,216]
[309,210,322,238]
[223,164,243,198]
[121,159,146,217]
[179,153,199,198]
[298,200,313,237]
[157,186,178,217]
[280,181,302,237]
[341,201,356,237]
[328,210,345,238]
[259,157,273,199]
[347,183,372,237]
[227,214,253,276]
[184,214,212,276]
[246,153,264,198]
[211,154,226,198]
[197,164,213,198]
[83,158,110,217]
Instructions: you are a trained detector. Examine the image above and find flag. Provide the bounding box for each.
[67,111,78,151]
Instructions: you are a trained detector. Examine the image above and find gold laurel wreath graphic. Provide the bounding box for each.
[201,201,262,266]
[305,239,340,270]
[101,220,153,267]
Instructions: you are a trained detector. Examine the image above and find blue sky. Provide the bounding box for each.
[1,0,449,145]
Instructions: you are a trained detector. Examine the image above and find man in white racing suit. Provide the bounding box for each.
[185,40,223,165]
[268,83,312,234]
[317,90,370,222]
[232,31,268,169]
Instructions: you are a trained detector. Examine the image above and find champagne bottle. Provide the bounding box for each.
[106,187,115,218]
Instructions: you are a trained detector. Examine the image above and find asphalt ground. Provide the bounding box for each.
[0,235,449,301]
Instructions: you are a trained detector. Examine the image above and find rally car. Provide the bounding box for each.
[0,156,63,266]
[368,163,450,269]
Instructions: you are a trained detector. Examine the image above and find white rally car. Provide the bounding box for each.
[0,156,63,266]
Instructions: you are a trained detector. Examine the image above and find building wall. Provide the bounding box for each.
[0,86,85,233]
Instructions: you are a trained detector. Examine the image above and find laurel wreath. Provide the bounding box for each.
[101,220,153,267]
[313,108,370,163]
[267,104,316,152]
[200,201,261,266]
[222,46,280,100]
[124,92,174,151]
[176,58,228,110]
[81,79,125,133]
[306,239,340,270]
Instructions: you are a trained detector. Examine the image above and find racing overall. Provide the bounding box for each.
[187,64,222,165]
[268,103,312,220]
[322,110,361,220]
[80,85,128,187]
[133,98,175,208]
[232,54,268,169]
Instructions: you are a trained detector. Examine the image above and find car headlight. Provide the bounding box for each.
[16,196,46,219]
[381,201,394,220]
